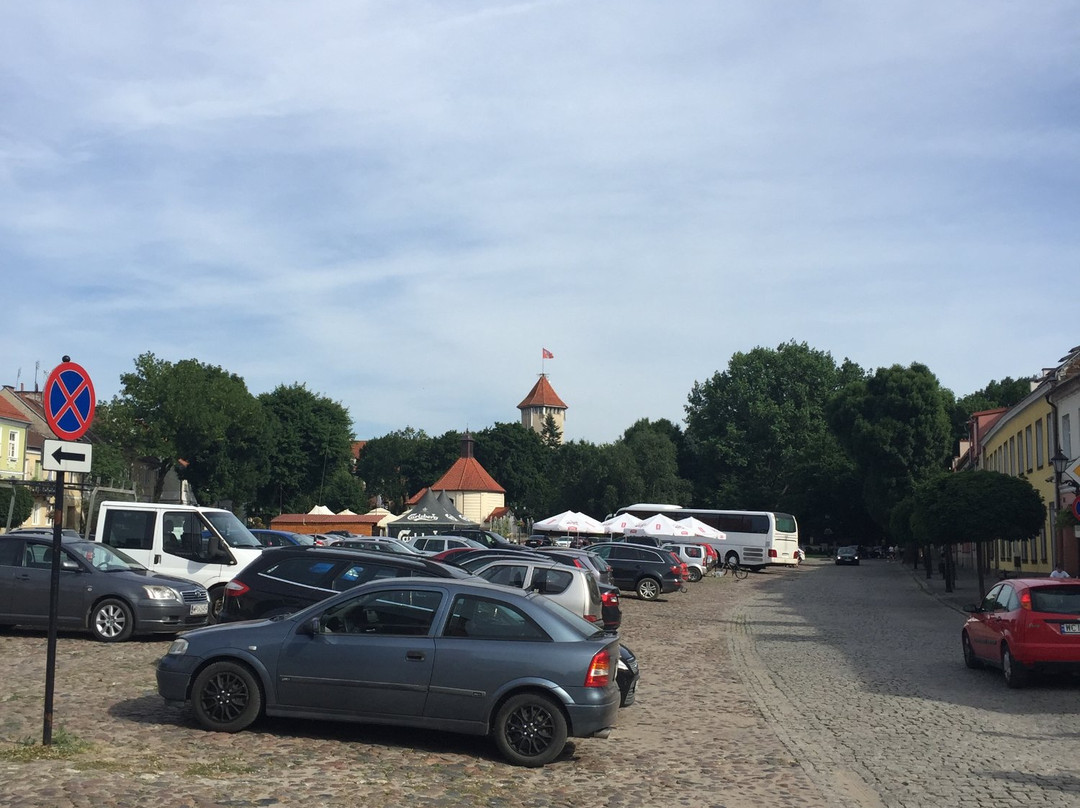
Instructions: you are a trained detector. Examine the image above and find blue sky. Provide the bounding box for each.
[4,2,1078,444]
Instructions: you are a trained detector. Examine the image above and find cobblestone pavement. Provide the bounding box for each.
[732,559,1080,808]
[3,560,1077,808]
[0,569,830,808]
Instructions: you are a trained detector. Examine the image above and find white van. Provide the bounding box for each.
[92,501,264,620]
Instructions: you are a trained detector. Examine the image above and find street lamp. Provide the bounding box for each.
[1051,449,1070,570]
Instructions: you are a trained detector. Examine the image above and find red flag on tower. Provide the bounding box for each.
[542,348,554,359]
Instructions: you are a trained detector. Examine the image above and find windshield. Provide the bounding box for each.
[204,511,262,548]
[68,540,145,572]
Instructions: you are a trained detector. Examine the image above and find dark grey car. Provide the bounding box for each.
[157,577,621,766]
[0,534,209,641]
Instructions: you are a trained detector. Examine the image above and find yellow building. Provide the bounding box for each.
[978,378,1055,574]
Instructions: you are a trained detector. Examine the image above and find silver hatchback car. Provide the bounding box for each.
[471,558,604,626]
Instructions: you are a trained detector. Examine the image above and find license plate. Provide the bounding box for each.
[1061,623,1080,634]
[190,603,208,616]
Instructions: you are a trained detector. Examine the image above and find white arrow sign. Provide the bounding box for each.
[42,439,93,473]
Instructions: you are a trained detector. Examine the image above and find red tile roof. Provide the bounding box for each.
[517,375,567,410]
[0,397,30,424]
[431,457,505,493]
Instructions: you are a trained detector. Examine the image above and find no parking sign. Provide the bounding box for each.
[43,359,95,440]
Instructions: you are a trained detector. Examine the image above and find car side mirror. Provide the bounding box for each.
[298,617,320,636]
[60,558,80,572]
[962,604,980,613]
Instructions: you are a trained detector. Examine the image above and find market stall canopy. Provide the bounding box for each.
[387,489,479,538]
[532,510,605,534]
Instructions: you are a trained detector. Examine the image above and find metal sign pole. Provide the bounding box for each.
[43,470,64,746]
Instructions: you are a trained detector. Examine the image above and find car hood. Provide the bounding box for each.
[105,568,206,590]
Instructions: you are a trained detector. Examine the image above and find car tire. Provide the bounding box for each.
[207,585,226,624]
[90,598,134,642]
[493,692,568,767]
[962,631,980,669]
[1002,644,1028,689]
[192,660,263,732]
[636,577,661,601]
[688,567,703,583]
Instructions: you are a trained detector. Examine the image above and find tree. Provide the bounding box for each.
[95,353,271,506]
[473,422,551,520]
[619,418,692,507]
[540,413,562,448]
[683,341,868,542]
[911,470,1045,598]
[0,484,33,528]
[254,384,359,518]
[949,376,1033,453]
[828,363,953,537]
[354,428,459,514]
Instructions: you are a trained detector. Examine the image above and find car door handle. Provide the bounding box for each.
[405,651,426,662]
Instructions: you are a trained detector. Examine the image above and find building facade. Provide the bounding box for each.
[517,374,567,443]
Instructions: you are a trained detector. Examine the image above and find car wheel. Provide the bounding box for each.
[1002,644,1028,689]
[688,567,702,583]
[90,598,134,642]
[636,577,661,601]
[962,631,980,669]
[192,660,263,732]
[493,692,568,767]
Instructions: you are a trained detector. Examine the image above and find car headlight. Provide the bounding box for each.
[166,637,189,656]
[143,584,182,601]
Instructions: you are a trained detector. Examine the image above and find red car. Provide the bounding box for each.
[961,578,1080,687]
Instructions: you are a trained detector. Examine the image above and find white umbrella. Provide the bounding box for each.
[623,513,693,539]
[532,510,605,534]
[676,517,727,542]
[601,514,641,535]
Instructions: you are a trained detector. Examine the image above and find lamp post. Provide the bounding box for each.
[1051,449,1070,569]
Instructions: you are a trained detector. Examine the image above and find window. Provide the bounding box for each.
[532,567,572,595]
[0,539,22,567]
[1036,419,1044,468]
[1009,436,1016,476]
[7,429,17,462]
[442,594,547,641]
[479,564,528,588]
[1064,414,1073,460]
[1025,425,1033,471]
[261,558,337,589]
[323,588,442,636]
[100,510,156,552]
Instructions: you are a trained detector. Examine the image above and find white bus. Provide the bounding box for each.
[614,504,800,569]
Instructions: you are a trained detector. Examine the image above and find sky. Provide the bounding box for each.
[3,2,1078,444]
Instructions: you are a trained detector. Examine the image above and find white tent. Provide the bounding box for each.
[601,514,641,535]
[676,517,727,542]
[532,510,605,534]
[307,505,334,515]
[623,513,694,539]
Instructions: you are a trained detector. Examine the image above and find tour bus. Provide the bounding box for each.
[613,503,800,569]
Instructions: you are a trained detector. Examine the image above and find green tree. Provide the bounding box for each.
[828,363,953,536]
[683,341,867,542]
[949,376,1034,453]
[540,414,562,448]
[473,422,550,520]
[620,418,692,507]
[0,484,33,528]
[254,384,359,518]
[354,428,459,514]
[912,470,1046,597]
[95,353,271,506]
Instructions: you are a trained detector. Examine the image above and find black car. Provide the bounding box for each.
[443,529,522,551]
[219,546,471,622]
[249,529,316,547]
[587,542,686,601]
[0,533,209,641]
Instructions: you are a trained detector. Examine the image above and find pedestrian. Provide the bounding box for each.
[1050,563,1071,579]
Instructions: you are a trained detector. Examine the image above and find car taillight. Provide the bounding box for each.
[224,580,249,597]
[584,649,612,687]
[584,614,600,622]
[602,590,619,605]
[769,548,778,558]
[1020,590,1032,611]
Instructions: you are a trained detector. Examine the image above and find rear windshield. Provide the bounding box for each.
[1031,586,1080,615]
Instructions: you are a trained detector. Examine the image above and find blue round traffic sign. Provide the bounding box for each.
[44,361,96,441]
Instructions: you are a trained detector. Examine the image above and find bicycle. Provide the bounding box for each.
[714,558,748,579]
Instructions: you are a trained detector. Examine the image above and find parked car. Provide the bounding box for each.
[442,529,521,551]
[835,546,860,566]
[0,533,209,642]
[407,536,488,556]
[336,538,424,556]
[157,577,622,766]
[662,543,710,582]
[219,546,470,622]
[586,543,686,601]
[470,558,604,625]
[249,529,315,548]
[962,578,1080,687]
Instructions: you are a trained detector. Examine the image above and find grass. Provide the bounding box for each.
[0,726,91,762]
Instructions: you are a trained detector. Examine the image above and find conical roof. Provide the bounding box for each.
[517,375,567,410]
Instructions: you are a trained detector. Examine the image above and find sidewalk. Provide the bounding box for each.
[903,562,981,614]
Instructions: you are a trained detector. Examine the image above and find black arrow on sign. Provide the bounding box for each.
[51,445,87,464]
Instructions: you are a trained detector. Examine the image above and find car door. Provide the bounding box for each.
[8,540,90,629]
[275,585,443,719]
[0,538,23,620]
[967,584,1007,664]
